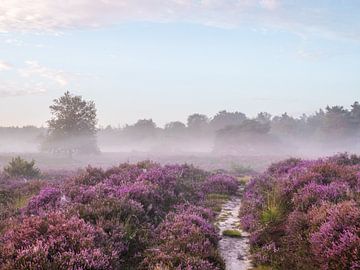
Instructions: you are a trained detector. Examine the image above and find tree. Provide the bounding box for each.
[210,110,247,131]
[256,112,272,125]
[122,119,159,141]
[187,113,209,135]
[42,91,99,155]
[164,121,187,137]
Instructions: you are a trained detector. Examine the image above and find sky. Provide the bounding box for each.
[0,0,359,127]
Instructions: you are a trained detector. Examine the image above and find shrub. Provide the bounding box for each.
[240,155,360,269]
[3,156,40,179]
[0,212,110,270]
[203,173,239,195]
[142,205,224,270]
[23,187,63,216]
[1,161,230,270]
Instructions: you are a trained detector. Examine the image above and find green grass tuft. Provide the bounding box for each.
[222,229,242,238]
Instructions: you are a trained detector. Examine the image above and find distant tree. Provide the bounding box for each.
[271,113,299,136]
[214,119,277,154]
[164,121,187,137]
[256,112,272,125]
[42,91,99,156]
[123,119,158,140]
[210,110,247,130]
[350,102,360,131]
[187,113,209,135]
[321,105,351,138]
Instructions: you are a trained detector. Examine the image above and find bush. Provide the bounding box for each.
[203,174,239,195]
[3,156,40,179]
[240,154,360,269]
[0,212,110,270]
[1,161,230,269]
[141,205,224,270]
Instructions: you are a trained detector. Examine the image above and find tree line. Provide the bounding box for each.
[0,92,359,155]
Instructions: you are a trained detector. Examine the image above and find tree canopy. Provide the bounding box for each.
[42,91,99,155]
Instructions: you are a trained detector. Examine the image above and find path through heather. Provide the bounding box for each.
[217,191,252,270]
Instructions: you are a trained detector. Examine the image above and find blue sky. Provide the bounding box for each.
[0,0,359,127]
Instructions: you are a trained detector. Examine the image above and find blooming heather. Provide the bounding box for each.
[240,154,360,269]
[0,161,238,269]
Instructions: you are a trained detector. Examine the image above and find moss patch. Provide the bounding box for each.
[222,229,242,238]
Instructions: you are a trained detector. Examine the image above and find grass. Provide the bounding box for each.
[205,193,230,213]
[260,190,283,224]
[251,266,273,270]
[13,195,31,209]
[238,175,252,185]
[261,205,282,224]
[222,229,242,238]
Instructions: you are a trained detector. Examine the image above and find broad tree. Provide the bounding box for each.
[42,91,99,155]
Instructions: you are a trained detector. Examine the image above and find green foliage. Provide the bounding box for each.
[3,156,40,179]
[42,91,99,155]
[261,206,282,224]
[222,229,242,238]
[260,191,283,225]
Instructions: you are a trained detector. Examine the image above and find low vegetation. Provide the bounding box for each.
[3,156,40,179]
[240,153,360,270]
[222,229,242,238]
[0,161,239,270]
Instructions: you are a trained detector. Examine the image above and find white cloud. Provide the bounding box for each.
[0,0,357,42]
[0,60,76,97]
[19,60,69,86]
[0,1,295,32]
[260,0,279,11]
[0,60,12,71]
[0,81,46,97]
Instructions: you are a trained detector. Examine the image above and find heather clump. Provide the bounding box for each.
[203,173,239,195]
[141,205,224,270]
[0,212,110,270]
[23,186,63,215]
[0,161,232,269]
[240,154,360,269]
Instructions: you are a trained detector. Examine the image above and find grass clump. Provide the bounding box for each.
[205,193,230,213]
[222,229,242,238]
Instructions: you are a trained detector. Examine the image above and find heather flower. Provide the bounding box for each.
[203,173,239,195]
[23,187,63,216]
[240,155,360,270]
[0,212,110,270]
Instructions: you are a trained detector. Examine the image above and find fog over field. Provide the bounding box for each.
[0,101,359,172]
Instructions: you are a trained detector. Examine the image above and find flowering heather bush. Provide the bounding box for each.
[0,161,233,269]
[24,187,63,215]
[309,201,360,270]
[141,205,224,270]
[0,178,45,233]
[203,173,239,195]
[240,154,360,270]
[0,212,110,270]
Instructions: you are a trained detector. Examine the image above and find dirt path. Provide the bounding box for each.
[217,192,252,270]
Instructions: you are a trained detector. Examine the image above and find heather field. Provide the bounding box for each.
[240,153,360,270]
[0,160,240,269]
[0,153,359,269]
[1,1,360,269]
